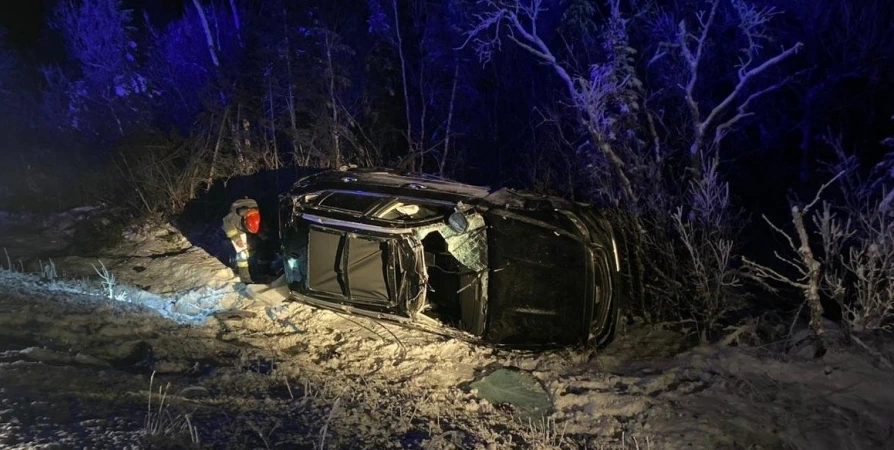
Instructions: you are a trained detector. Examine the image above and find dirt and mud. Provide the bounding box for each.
[1,209,893,449]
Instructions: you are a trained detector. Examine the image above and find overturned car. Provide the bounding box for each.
[225,168,640,347]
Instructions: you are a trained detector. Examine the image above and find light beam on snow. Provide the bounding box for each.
[0,269,228,324]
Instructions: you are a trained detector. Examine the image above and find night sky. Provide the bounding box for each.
[0,0,185,56]
[0,1,48,49]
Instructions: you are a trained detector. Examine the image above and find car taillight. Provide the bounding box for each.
[244,208,261,234]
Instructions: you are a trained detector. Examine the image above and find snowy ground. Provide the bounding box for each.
[1,208,893,449]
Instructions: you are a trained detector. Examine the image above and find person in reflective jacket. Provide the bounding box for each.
[222,198,262,283]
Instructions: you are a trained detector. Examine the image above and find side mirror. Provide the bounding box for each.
[447,212,469,233]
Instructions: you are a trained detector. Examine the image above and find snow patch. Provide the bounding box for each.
[0,269,229,324]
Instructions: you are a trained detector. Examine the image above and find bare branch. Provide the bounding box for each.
[772,250,808,278]
[505,11,578,102]
[762,214,796,251]
[678,0,720,134]
[676,0,803,157]
[791,204,827,356]
[713,76,794,145]
[694,42,803,154]
[462,0,636,203]
[730,0,780,73]
[742,257,805,290]
[805,169,847,212]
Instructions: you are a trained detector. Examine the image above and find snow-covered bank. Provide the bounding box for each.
[1,212,893,449]
[0,269,231,324]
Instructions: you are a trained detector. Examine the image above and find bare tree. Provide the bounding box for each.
[322,29,343,167]
[744,124,894,360]
[191,0,220,67]
[227,0,243,48]
[463,0,637,202]
[673,0,803,165]
[826,135,894,335]
[463,0,801,334]
[365,0,465,172]
[439,63,460,177]
[742,171,847,357]
[391,0,415,168]
[674,158,743,340]
[278,8,301,163]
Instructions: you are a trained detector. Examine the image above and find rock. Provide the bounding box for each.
[107,341,154,368]
[153,360,194,374]
[73,353,111,367]
[178,385,211,399]
[20,347,68,364]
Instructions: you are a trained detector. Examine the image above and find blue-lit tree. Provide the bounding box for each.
[365,0,482,175]
[461,0,804,335]
[48,0,151,138]
[143,2,226,130]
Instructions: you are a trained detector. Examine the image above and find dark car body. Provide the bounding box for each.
[274,168,633,347]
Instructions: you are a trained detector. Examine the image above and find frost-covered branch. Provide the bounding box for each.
[674,158,743,339]
[462,0,636,202]
[697,43,803,151]
[678,0,803,157]
[826,134,894,333]
[742,171,849,357]
[678,0,720,130]
[463,1,577,109]
[92,260,117,299]
[713,75,793,145]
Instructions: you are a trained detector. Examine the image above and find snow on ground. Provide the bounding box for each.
[1,208,894,449]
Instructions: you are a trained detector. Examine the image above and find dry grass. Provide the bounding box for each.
[588,433,656,450]
[144,371,201,447]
